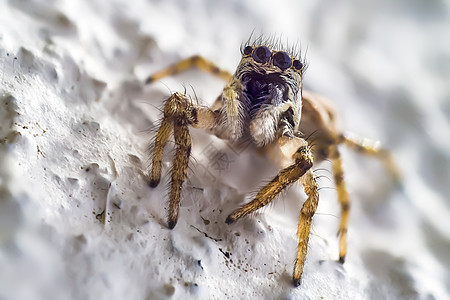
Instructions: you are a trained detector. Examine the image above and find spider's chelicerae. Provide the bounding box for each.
[145,38,398,286]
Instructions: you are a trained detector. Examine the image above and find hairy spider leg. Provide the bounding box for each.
[169,105,191,228]
[145,55,233,84]
[328,133,400,262]
[225,141,313,223]
[294,170,319,286]
[150,92,219,229]
[341,133,401,181]
[225,137,318,286]
[149,116,173,188]
[145,55,234,113]
[329,145,349,263]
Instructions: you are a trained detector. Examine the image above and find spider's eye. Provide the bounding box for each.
[243,46,253,55]
[252,46,271,64]
[293,59,303,70]
[272,52,292,71]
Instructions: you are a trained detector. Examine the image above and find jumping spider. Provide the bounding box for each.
[145,38,398,286]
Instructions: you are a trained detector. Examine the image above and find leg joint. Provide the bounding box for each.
[294,146,314,169]
[341,202,350,212]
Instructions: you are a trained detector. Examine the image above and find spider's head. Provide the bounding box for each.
[235,44,306,145]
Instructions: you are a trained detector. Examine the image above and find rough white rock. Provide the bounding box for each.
[1,0,450,299]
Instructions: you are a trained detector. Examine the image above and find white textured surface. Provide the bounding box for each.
[1,0,450,299]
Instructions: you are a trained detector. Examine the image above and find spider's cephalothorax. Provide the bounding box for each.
[145,41,398,286]
[219,45,305,146]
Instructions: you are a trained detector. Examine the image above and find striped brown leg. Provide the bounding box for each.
[225,138,318,286]
[225,140,319,286]
[145,55,233,84]
[331,133,399,262]
[293,170,319,286]
[329,145,350,263]
[149,116,173,188]
[341,133,400,181]
[225,143,314,223]
[150,92,219,229]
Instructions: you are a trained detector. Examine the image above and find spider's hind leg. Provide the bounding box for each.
[329,145,350,263]
[145,55,233,84]
[330,132,400,263]
[340,133,400,181]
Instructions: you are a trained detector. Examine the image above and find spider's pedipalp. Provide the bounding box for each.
[248,104,280,146]
[218,78,246,142]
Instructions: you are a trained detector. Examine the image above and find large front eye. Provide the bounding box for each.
[252,46,271,64]
[272,52,292,71]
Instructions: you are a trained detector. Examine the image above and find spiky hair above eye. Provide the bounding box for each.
[240,33,308,72]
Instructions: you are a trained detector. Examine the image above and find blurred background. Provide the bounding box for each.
[1,0,449,299]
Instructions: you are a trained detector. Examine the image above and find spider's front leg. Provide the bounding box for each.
[226,137,319,286]
[150,92,218,229]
